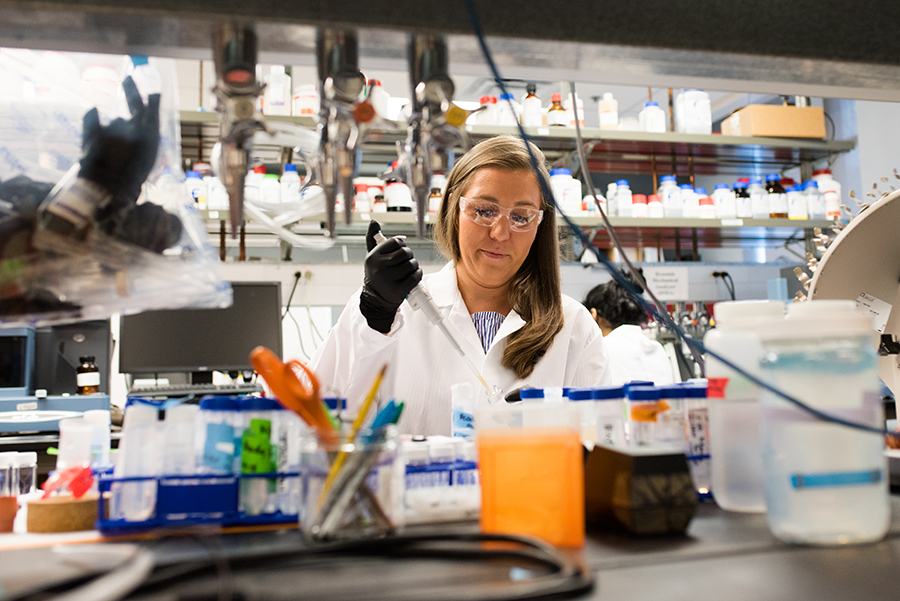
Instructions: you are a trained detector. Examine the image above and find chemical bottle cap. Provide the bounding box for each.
[733,181,748,189]
[270,65,285,74]
[626,386,661,401]
[785,185,798,192]
[355,183,368,192]
[765,173,781,181]
[679,184,693,190]
[591,386,625,400]
[660,385,686,399]
[551,93,561,102]
[812,169,832,176]
[240,396,283,412]
[264,174,279,179]
[714,300,784,327]
[699,196,715,205]
[323,397,347,411]
[479,95,493,104]
[803,180,819,189]
[0,452,16,468]
[550,168,572,176]
[632,194,647,204]
[648,194,661,204]
[284,164,298,173]
[695,187,708,195]
[615,179,629,186]
[602,92,614,100]
[714,183,729,190]
[644,101,659,108]
[499,92,514,100]
[681,384,708,398]
[760,300,873,341]
[526,82,537,94]
[186,170,201,179]
[368,79,382,87]
[487,96,498,103]
[430,173,447,188]
[199,396,241,411]
[748,178,763,185]
[253,165,266,174]
[781,178,796,187]
[567,388,592,401]
[661,175,677,182]
[519,387,544,399]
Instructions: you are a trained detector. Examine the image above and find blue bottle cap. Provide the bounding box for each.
[186,170,201,179]
[284,163,298,173]
[567,388,593,401]
[679,184,693,190]
[661,175,677,183]
[499,93,514,100]
[623,380,654,390]
[550,168,572,176]
[616,179,630,186]
[519,387,544,399]
[644,101,659,108]
[749,177,763,185]
[681,384,708,398]
[714,183,729,190]
[199,396,241,411]
[591,386,625,400]
[626,386,661,401]
[323,397,347,411]
[803,180,819,190]
[240,396,283,411]
[733,181,748,189]
[695,187,707,195]
[765,174,781,182]
[660,385,686,399]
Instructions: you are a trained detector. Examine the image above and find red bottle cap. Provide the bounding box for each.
[648,194,661,203]
[551,93,561,102]
[632,194,647,204]
[368,79,382,87]
[699,196,715,205]
[254,165,266,174]
[812,169,832,176]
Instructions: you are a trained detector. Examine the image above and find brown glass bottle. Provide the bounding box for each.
[76,355,100,395]
[765,175,788,219]
[547,93,566,127]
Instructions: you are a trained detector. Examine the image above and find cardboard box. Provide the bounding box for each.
[721,105,826,139]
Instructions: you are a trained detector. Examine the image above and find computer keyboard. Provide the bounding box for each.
[127,382,263,398]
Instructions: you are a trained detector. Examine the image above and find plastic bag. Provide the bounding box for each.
[0,49,231,325]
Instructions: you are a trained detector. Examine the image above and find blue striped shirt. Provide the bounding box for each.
[471,311,506,353]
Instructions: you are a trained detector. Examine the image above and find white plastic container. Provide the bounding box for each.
[639,101,667,133]
[244,166,265,204]
[758,300,888,545]
[803,180,826,220]
[712,184,737,219]
[185,170,206,210]
[748,178,769,219]
[787,185,808,220]
[684,382,712,498]
[675,89,712,135]
[83,409,111,469]
[496,93,520,126]
[162,404,199,476]
[631,194,648,218]
[615,179,632,216]
[647,194,664,218]
[606,182,619,217]
[813,169,842,220]
[260,173,281,205]
[521,83,542,127]
[281,164,302,204]
[697,188,717,219]
[112,404,159,522]
[292,84,319,117]
[354,184,371,213]
[563,94,584,128]
[705,300,785,513]
[550,168,577,214]
[264,66,292,116]
[681,185,699,218]
[477,96,498,126]
[451,382,476,439]
[385,180,414,211]
[657,175,681,218]
[598,92,618,130]
[367,79,391,120]
[626,386,660,446]
[206,175,229,211]
[56,417,95,470]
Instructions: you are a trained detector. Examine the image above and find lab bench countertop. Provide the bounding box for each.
[3,497,900,600]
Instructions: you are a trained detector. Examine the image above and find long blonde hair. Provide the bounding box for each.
[434,135,563,379]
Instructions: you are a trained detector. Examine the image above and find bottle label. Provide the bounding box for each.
[76,372,100,387]
[769,192,788,214]
[203,423,236,473]
[686,406,710,460]
[599,109,618,128]
[547,109,567,127]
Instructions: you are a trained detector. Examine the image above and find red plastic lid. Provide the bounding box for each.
[648,194,661,203]
[812,169,832,176]
[699,196,715,205]
[780,177,797,187]
[355,183,368,192]
[479,96,491,104]
[632,194,647,204]
[368,79,382,87]
[551,93,561,102]
[253,165,266,174]
[736,177,749,183]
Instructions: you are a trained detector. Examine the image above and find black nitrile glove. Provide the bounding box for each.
[79,76,160,210]
[359,220,422,333]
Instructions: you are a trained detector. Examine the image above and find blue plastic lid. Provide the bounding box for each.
[626,386,661,401]
[284,164,298,173]
[679,184,693,190]
[616,179,630,186]
[186,170,201,179]
[550,168,572,176]
[130,55,149,66]
[660,385,686,399]
[323,397,347,411]
[749,177,763,185]
[695,187,707,195]
[623,380,654,390]
[499,93,514,100]
[661,175,677,183]
[562,387,572,398]
[765,174,781,182]
[519,387,544,399]
[199,396,241,411]
[803,180,819,189]
[714,183,729,190]
[591,386,625,400]
[681,384,708,398]
[567,388,592,401]
[240,396,283,412]
[644,101,659,108]
[733,181,748,189]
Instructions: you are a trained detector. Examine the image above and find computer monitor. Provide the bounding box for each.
[0,326,35,397]
[119,282,283,380]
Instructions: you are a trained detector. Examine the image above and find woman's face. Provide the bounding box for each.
[455,167,542,295]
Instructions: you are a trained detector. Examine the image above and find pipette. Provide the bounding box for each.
[373,230,502,401]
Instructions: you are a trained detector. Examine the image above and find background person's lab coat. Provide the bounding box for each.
[310,263,611,435]
[602,324,677,386]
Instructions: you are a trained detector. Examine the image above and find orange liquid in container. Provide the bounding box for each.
[478,427,584,548]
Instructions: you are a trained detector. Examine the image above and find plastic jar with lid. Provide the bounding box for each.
[592,386,626,447]
[675,89,712,135]
[281,164,301,205]
[162,404,199,476]
[647,194,664,218]
[598,92,618,130]
[625,386,661,446]
[657,175,680,218]
[733,180,752,218]
[197,396,241,475]
[697,188,716,218]
[631,194,648,218]
[354,184,370,213]
[712,183,737,219]
[639,101,667,133]
[680,185,699,218]
[385,180,414,212]
[567,389,597,444]
[758,300,888,545]
[496,93,520,126]
[812,169,842,220]
[185,170,206,210]
[550,168,575,213]
[748,178,769,219]
[803,180,826,220]
[292,83,319,117]
[705,300,784,513]
[787,185,808,220]
[476,96,498,126]
[615,180,632,216]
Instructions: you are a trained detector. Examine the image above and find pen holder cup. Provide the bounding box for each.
[300,425,401,542]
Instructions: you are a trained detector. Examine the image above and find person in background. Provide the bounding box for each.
[311,135,610,435]
[583,271,676,386]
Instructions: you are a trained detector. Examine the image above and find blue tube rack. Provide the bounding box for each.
[95,472,300,536]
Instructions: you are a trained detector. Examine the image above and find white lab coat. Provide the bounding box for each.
[602,324,676,386]
[309,263,611,435]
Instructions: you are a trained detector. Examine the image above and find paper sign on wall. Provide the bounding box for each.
[643,266,690,301]
[856,292,892,333]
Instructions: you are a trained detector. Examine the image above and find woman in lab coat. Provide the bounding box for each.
[583,271,676,386]
[310,135,610,435]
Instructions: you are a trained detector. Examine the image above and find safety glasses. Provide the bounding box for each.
[459,197,544,232]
